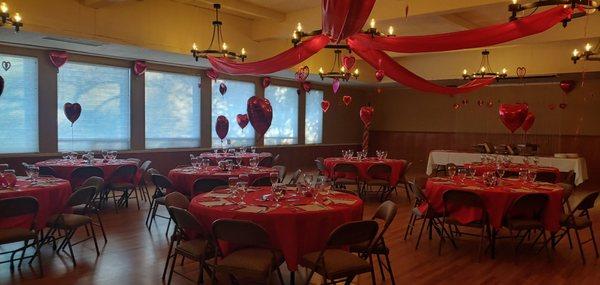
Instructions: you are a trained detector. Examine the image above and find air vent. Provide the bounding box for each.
[42,36,104,47]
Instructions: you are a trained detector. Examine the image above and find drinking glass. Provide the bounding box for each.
[467,166,476,178]
[235,181,247,205]
[310,185,319,204]
[225,161,234,173]
[272,183,285,207]
[3,169,17,187]
[251,146,256,153]
[101,150,108,160]
[235,155,243,167]
[249,157,259,170]
[270,172,279,185]
[518,168,528,182]
[496,164,505,179]
[447,164,457,179]
[24,165,33,180]
[62,152,70,160]
[527,169,537,183]
[29,166,39,182]
[382,151,388,160]
[303,173,314,188]
[457,168,467,183]
[228,177,238,192]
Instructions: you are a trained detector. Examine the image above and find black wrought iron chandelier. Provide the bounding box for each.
[292,18,395,48]
[461,50,508,80]
[191,3,246,62]
[0,2,23,32]
[508,0,599,24]
[318,49,359,81]
[571,39,600,63]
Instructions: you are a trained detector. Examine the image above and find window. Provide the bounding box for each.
[57,62,130,151]
[305,90,324,144]
[0,54,38,153]
[211,79,255,147]
[264,85,298,145]
[145,71,200,149]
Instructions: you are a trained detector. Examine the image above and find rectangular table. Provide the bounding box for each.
[426,150,588,185]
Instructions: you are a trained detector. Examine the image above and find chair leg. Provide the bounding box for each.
[67,238,76,267]
[376,254,385,281]
[162,238,175,280]
[477,225,485,262]
[404,213,416,240]
[384,253,396,285]
[369,255,377,285]
[96,212,107,244]
[133,187,141,210]
[276,267,285,285]
[167,252,177,285]
[415,217,428,250]
[509,229,518,262]
[145,198,155,227]
[111,190,119,213]
[589,226,600,258]
[404,182,412,204]
[90,222,100,256]
[17,240,28,268]
[35,235,43,277]
[541,230,551,261]
[303,269,316,285]
[566,228,573,249]
[574,229,586,264]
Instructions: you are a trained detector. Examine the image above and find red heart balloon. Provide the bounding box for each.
[302,81,312,92]
[219,82,227,95]
[206,69,219,80]
[359,106,374,126]
[559,80,576,95]
[215,115,229,140]
[498,103,529,133]
[247,96,273,136]
[559,102,568,109]
[521,111,535,132]
[262,77,271,89]
[49,51,68,69]
[321,100,331,113]
[64,102,82,126]
[133,60,147,76]
[462,99,469,105]
[477,100,484,107]
[516,67,526,79]
[295,66,310,82]
[487,100,494,108]
[548,104,556,111]
[332,78,340,94]
[236,114,249,129]
[452,103,460,110]
[342,55,356,70]
[342,95,352,106]
[0,75,4,97]
[375,70,385,82]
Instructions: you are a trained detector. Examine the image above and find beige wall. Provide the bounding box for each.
[372,78,600,136]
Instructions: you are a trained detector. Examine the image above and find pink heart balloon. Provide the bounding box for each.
[516,67,527,79]
[559,102,568,109]
[262,77,271,88]
[49,51,68,69]
[375,70,385,82]
[295,66,310,82]
[321,100,331,113]
[342,55,356,70]
[548,104,556,111]
[206,69,219,80]
[521,111,535,132]
[247,96,273,136]
[219,82,227,95]
[64,102,82,126]
[498,103,529,133]
[133,60,147,76]
[332,78,340,94]
[302,81,312,93]
[359,106,374,126]
[342,95,352,107]
[236,114,249,129]
[215,115,229,140]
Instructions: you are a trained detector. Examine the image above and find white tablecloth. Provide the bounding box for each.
[426,150,588,185]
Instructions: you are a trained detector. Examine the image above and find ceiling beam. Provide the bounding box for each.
[171,0,286,21]
[78,0,137,9]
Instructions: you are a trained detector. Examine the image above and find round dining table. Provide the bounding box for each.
[323,157,406,185]
[36,158,138,181]
[0,177,72,230]
[424,177,564,232]
[198,152,271,166]
[463,162,561,182]
[168,166,278,195]
[188,187,363,271]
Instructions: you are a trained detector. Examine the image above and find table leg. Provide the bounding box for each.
[290,271,295,285]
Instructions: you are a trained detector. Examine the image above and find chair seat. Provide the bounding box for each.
[364,179,390,186]
[47,214,92,229]
[335,178,357,185]
[560,214,592,229]
[507,218,544,230]
[0,228,37,244]
[349,241,389,255]
[301,249,371,279]
[217,248,283,279]
[108,182,135,190]
[176,238,212,259]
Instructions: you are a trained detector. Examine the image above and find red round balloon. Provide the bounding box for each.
[521,111,535,132]
[215,115,229,140]
[359,106,374,126]
[559,80,576,94]
[247,96,273,136]
[498,103,528,133]
[236,114,249,130]
[63,102,82,126]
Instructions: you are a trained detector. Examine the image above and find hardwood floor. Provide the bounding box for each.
[2,175,600,285]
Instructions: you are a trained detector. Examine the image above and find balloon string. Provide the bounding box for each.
[71,125,74,151]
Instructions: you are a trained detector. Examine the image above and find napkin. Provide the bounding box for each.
[326,198,357,205]
[198,200,233,207]
[236,205,269,213]
[295,204,329,212]
[205,192,231,198]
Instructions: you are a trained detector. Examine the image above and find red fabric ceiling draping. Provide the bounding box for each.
[208,34,329,75]
[321,0,376,43]
[350,6,573,53]
[348,39,496,95]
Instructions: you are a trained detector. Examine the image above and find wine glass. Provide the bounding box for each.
[3,169,17,188]
[527,169,537,184]
[29,166,39,182]
[496,164,505,179]
[251,146,256,153]
[24,165,33,180]
[457,168,467,183]
[270,172,279,185]
[309,184,320,204]
[447,164,457,179]
[272,183,285,208]
[249,157,259,170]
[228,177,238,193]
[190,156,199,169]
[235,155,243,167]
[235,181,247,205]
[303,173,314,188]
[62,152,70,161]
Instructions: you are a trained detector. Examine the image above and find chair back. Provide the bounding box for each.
[0,196,39,220]
[192,178,227,196]
[81,176,105,195]
[139,160,152,172]
[333,163,359,179]
[108,164,138,183]
[147,168,160,176]
[258,156,274,167]
[288,169,302,185]
[169,206,206,239]
[574,191,600,212]
[407,178,428,204]
[507,193,548,221]
[564,170,576,186]
[251,176,272,187]
[70,166,104,188]
[66,186,96,208]
[164,191,190,210]
[326,220,379,247]
[126,158,141,166]
[535,171,558,183]
[399,160,412,181]
[272,165,286,183]
[372,201,398,236]
[272,154,280,165]
[212,219,271,248]
[39,166,57,177]
[151,174,173,190]
[367,164,392,181]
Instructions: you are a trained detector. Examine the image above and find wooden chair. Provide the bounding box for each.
[192,178,227,197]
[332,163,360,196]
[73,176,107,244]
[272,165,286,183]
[350,201,398,285]
[362,163,393,201]
[552,191,600,264]
[106,164,139,213]
[211,219,284,285]
[146,173,174,232]
[162,192,191,280]
[44,186,99,266]
[251,176,273,187]
[504,193,550,261]
[69,166,104,190]
[0,197,43,276]
[439,190,490,261]
[166,207,215,285]
[301,220,379,285]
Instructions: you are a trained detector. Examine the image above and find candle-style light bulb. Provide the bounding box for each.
[480,66,486,73]
[502,68,507,74]
[296,22,302,32]
[463,69,468,75]
[222,42,228,51]
[573,49,580,57]
[13,12,21,22]
[585,43,592,52]
[318,67,324,74]
[340,66,346,73]
[512,0,517,5]
[0,2,8,13]
[292,31,298,39]
[192,43,198,50]
[241,48,246,55]
[354,68,359,75]
[370,18,376,29]
[388,26,394,35]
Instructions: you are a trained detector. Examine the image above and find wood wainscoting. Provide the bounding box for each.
[370,130,599,185]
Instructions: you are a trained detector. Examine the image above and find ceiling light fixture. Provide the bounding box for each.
[318,49,359,81]
[0,2,23,32]
[508,0,599,25]
[571,39,600,63]
[461,50,508,80]
[191,3,246,62]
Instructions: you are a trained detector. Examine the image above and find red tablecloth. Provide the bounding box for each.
[0,177,72,230]
[463,163,560,182]
[199,152,271,166]
[323,157,406,185]
[168,166,278,195]
[188,187,363,271]
[424,177,564,232]
[36,158,138,181]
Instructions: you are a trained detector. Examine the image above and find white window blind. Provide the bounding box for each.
[145,71,200,149]
[264,85,298,145]
[0,54,38,153]
[57,62,131,151]
[305,89,324,144]
[211,79,255,147]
